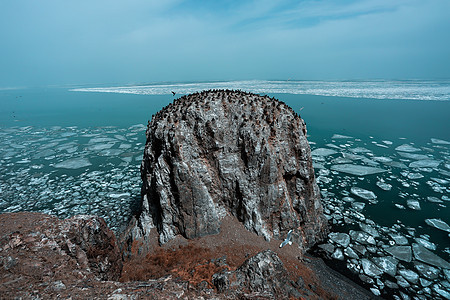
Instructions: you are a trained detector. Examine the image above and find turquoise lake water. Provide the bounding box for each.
[1,81,449,298]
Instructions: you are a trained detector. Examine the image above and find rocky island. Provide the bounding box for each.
[0,90,375,299]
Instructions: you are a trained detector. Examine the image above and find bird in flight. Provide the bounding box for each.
[171,91,176,96]
[279,229,293,248]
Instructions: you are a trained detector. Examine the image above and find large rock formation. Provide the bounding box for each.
[130,89,328,251]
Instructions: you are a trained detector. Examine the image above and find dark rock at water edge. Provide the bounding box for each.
[129,89,328,252]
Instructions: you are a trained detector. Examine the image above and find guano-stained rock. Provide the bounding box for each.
[130,90,328,252]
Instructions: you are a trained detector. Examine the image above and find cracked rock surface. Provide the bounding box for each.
[130,89,328,252]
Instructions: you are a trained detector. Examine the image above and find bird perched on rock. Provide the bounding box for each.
[279,230,293,248]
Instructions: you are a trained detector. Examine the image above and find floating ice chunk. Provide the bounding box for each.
[382,140,393,145]
[329,232,350,248]
[119,143,132,149]
[433,284,450,299]
[385,246,412,262]
[395,276,410,288]
[414,262,440,280]
[342,153,365,160]
[33,149,56,159]
[109,192,131,198]
[406,199,421,210]
[431,138,450,145]
[311,148,337,156]
[385,161,408,169]
[406,172,424,179]
[318,243,335,254]
[361,258,383,277]
[114,134,127,141]
[331,248,344,260]
[351,202,365,211]
[384,280,398,289]
[349,230,376,245]
[369,288,380,296]
[412,243,450,269]
[99,149,123,156]
[373,143,388,148]
[331,157,353,164]
[332,134,353,139]
[373,156,393,163]
[431,177,449,184]
[409,160,441,168]
[419,278,432,287]
[398,152,430,160]
[398,269,419,284]
[313,162,325,169]
[425,218,450,232]
[344,247,359,259]
[54,158,92,169]
[427,196,443,203]
[325,143,341,149]
[16,159,31,164]
[349,147,371,153]
[372,256,398,277]
[360,223,380,238]
[444,269,450,281]
[396,144,421,152]
[376,181,392,191]
[331,164,386,176]
[88,137,117,144]
[351,187,377,201]
[389,234,409,246]
[128,124,146,131]
[86,143,115,151]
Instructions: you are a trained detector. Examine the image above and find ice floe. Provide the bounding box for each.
[350,187,377,202]
[398,269,419,284]
[361,258,384,277]
[385,246,412,262]
[431,138,450,145]
[412,243,450,269]
[330,164,386,176]
[372,256,398,277]
[425,218,450,232]
[395,144,421,152]
[328,232,351,248]
[311,148,337,156]
[406,199,421,210]
[376,180,392,191]
[332,134,353,139]
[54,158,92,169]
[409,160,441,168]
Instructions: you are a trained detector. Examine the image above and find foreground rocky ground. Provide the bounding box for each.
[0,212,376,299]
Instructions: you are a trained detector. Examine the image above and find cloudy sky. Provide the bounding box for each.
[1,0,449,87]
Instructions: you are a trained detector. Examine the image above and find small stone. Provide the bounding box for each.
[52,280,66,291]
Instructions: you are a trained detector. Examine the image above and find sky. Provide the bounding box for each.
[0,0,449,87]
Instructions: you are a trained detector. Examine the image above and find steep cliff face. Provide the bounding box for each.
[131,90,327,251]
